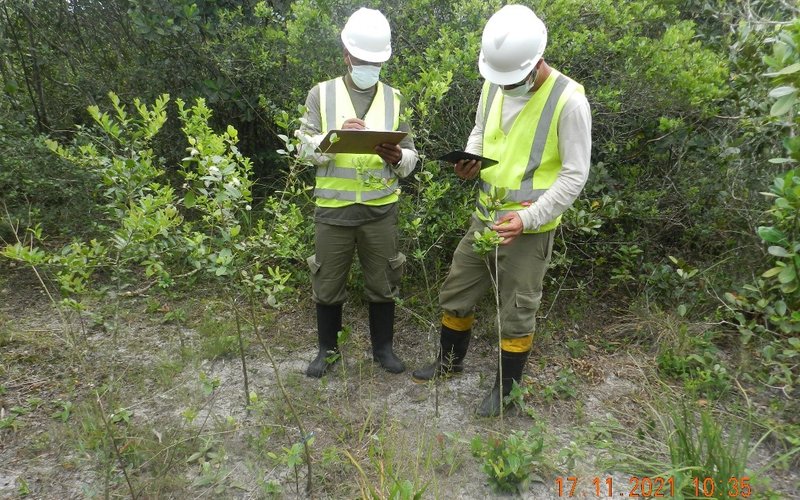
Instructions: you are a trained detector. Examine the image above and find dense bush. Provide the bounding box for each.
[725,18,800,396]
[1,0,798,394]
[0,104,97,238]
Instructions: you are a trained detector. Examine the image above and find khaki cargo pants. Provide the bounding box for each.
[307,214,406,305]
[439,219,555,339]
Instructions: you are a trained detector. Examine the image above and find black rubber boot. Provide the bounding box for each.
[306,303,342,378]
[369,302,405,373]
[476,349,530,417]
[411,325,471,381]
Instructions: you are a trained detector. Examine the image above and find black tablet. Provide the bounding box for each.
[437,151,498,168]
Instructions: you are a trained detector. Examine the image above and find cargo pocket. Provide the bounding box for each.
[307,254,321,275]
[307,254,322,302]
[387,252,406,290]
[514,291,542,334]
[515,291,541,313]
[388,252,406,278]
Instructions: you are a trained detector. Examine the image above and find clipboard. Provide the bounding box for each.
[316,129,407,154]
[437,150,498,168]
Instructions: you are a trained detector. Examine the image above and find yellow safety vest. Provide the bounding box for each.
[315,77,402,208]
[476,70,584,233]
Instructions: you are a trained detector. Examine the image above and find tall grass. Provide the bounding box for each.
[667,406,752,499]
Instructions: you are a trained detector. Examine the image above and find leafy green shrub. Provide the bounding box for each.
[49,94,183,299]
[757,172,800,301]
[542,367,579,402]
[2,93,298,319]
[0,105,97,238]
[398,159,471,294]
[470,430,545,493]
[728,170,800,341]
[725,19,800,395]
[656,327,730,398]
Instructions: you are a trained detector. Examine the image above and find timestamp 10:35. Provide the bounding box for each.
[555,475,753,497]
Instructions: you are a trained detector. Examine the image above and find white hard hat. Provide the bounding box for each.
[479,5,547,85]
[340,8,392,63]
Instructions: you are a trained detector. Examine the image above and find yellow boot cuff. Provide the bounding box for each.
[501,335,534,353]
[442,313,474,332]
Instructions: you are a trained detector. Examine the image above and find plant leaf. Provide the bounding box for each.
[757,226,785,244]
[768,85,797,98]
[768,157,795,164]
[770,93,796,116]
[767,246,791,257]
[184,190,196,208]
[777,265,796,284]
[764,62,800,76]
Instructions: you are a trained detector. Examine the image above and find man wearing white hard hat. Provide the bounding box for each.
[297,8,418,378]
[413,5,591,417]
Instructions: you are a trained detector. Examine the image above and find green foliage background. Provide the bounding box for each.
[1,0,798,423]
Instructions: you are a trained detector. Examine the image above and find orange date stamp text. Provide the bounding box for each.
[555,475,753,497]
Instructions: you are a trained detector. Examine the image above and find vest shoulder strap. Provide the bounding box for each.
[481,81,500,130]
[319,78,343,132]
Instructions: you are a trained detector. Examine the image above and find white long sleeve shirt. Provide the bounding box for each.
[465,83,592,231]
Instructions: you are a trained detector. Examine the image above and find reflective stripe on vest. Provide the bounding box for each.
[315,77,401,207]
[476,71,583,233]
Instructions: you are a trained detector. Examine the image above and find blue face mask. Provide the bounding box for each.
[349,63,381,89]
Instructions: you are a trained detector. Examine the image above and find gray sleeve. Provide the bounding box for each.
[294,85,332,165]
[301,85,322,134]
[517,92,592,230]
[389,98,418,178]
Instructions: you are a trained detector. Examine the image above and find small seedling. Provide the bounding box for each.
[17,477,30,496]
[542,367,578,402]
[436,432,466,475]
[326,326,351,368]
[109,408,132,424]
[0,414,19,431]
[471,429,545,493]
[199,371,220,396]
[506,381,542,419]
[566,339,588,358]
[260,479,282,497]
[51,401,74,423]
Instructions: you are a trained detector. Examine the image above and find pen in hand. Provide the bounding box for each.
[341,118,367,130]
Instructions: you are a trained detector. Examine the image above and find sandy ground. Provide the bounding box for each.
[1,270,797,499]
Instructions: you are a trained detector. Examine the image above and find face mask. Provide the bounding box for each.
[501,70,536,98]
[349,63,381,89]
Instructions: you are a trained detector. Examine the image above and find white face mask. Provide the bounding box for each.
[349,63,381,89]
[501,70,536,98]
